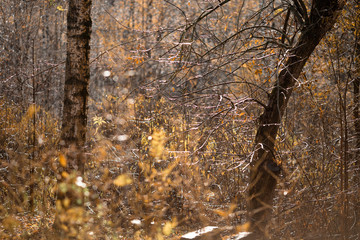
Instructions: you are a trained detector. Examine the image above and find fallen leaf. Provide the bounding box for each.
[113,174,133,187]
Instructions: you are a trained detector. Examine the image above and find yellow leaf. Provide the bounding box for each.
[163,218,177,236]
[236,222,251,232]
[213,209,228,217]
[61,171,69,179]
[113,174,133,187]
[274,8,283,15]
[27,104,37,118]
[57,5,65,11]
[93,116,106,126]
[67,207,84,219]
[163,221,173,236]
[213,203,237,217]
[63,197,70,208]
[56,200,62,210]
[59,154,67,167]
[149,129,166,158]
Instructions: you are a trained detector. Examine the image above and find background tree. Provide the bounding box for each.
[54,0,92,237]
[248,0,345,236]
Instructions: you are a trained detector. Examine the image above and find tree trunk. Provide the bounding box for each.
[248,0,345,236]
[54,0,92,235]
[61,0,92,159]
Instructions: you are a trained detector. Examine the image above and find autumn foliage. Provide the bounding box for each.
[1,0,360,239]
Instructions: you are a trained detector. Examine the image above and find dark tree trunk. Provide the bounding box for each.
[61,0,92,160]
[54,0,92,235]
[247,0,345,236]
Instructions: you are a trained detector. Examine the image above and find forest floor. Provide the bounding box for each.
[0,210,235,240]
[0,212,54,239]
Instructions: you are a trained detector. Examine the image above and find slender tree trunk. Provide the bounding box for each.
[54,0,92,235]
[247,0,345,237]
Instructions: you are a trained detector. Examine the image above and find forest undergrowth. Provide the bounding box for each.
[1,90,357,239]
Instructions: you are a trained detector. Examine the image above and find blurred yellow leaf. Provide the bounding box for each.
[163,218,177,236]
[163,222,172,235]
[56,200,62,210]
[214,209,228,217]
[236,222,251,232]
[274,8,283,15]
[67,207,84,220]
[61,171,69,179]
[27,104,38,118]
[57,5,65,11]
[59,153,67,167]
[149,129,166,158]
[213,203,237,217]
[63,197,70,208]
[113,174,133,187]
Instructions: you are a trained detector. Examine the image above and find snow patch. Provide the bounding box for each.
[181,226,218,239]
[103,70,111,77]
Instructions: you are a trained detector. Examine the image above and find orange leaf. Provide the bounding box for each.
[59,154,67,167]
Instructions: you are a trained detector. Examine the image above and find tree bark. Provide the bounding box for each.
[248,0,345,236]
[54,0,92,235]
[61,0,92,160]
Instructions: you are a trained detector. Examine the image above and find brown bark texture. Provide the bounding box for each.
[248,0,345,236]
[61,0,92,171]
